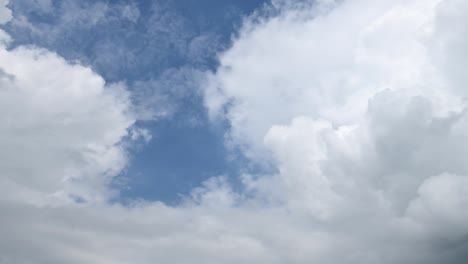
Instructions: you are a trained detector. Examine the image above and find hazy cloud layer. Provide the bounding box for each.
[1,0,468,263]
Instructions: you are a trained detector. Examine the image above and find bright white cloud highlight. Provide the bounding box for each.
[0,0,135,204]
[2,0,468,263]
[204,0,468,262]
[0,46,135,204]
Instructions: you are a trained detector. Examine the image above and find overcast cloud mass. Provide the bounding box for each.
[1,0,468,263]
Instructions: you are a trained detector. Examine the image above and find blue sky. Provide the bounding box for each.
[4,0,267,203]
[2,0,468,263]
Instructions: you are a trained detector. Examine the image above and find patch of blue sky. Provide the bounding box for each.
[2,0,268,203]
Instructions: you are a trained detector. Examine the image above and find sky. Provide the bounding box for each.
[3,0,267,203]
[1,0,468,263]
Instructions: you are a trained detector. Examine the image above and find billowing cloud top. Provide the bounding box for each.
[2,0,468,263]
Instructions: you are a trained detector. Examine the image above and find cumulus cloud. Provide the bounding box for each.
[0,1,141,198]
[204,0,468,262]
[0,48,136,204]
[2,0,468,263]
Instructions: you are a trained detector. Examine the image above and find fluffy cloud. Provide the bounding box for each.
[205,0,468,262]
[0,1,141,205]
[0,46,135,204]
[2,0,468,263]
[206,0,446,158]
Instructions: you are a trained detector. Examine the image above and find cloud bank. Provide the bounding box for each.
[1,0,468,263]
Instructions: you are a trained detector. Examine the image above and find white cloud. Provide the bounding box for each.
[204,0,468,262]
[0,1,136,205]
[205,0,459,159]
[2,0,468,263]
[0,45,135,204]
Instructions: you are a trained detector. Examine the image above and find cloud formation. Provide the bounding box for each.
[205,0,468,262]
[2,0,468,263]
